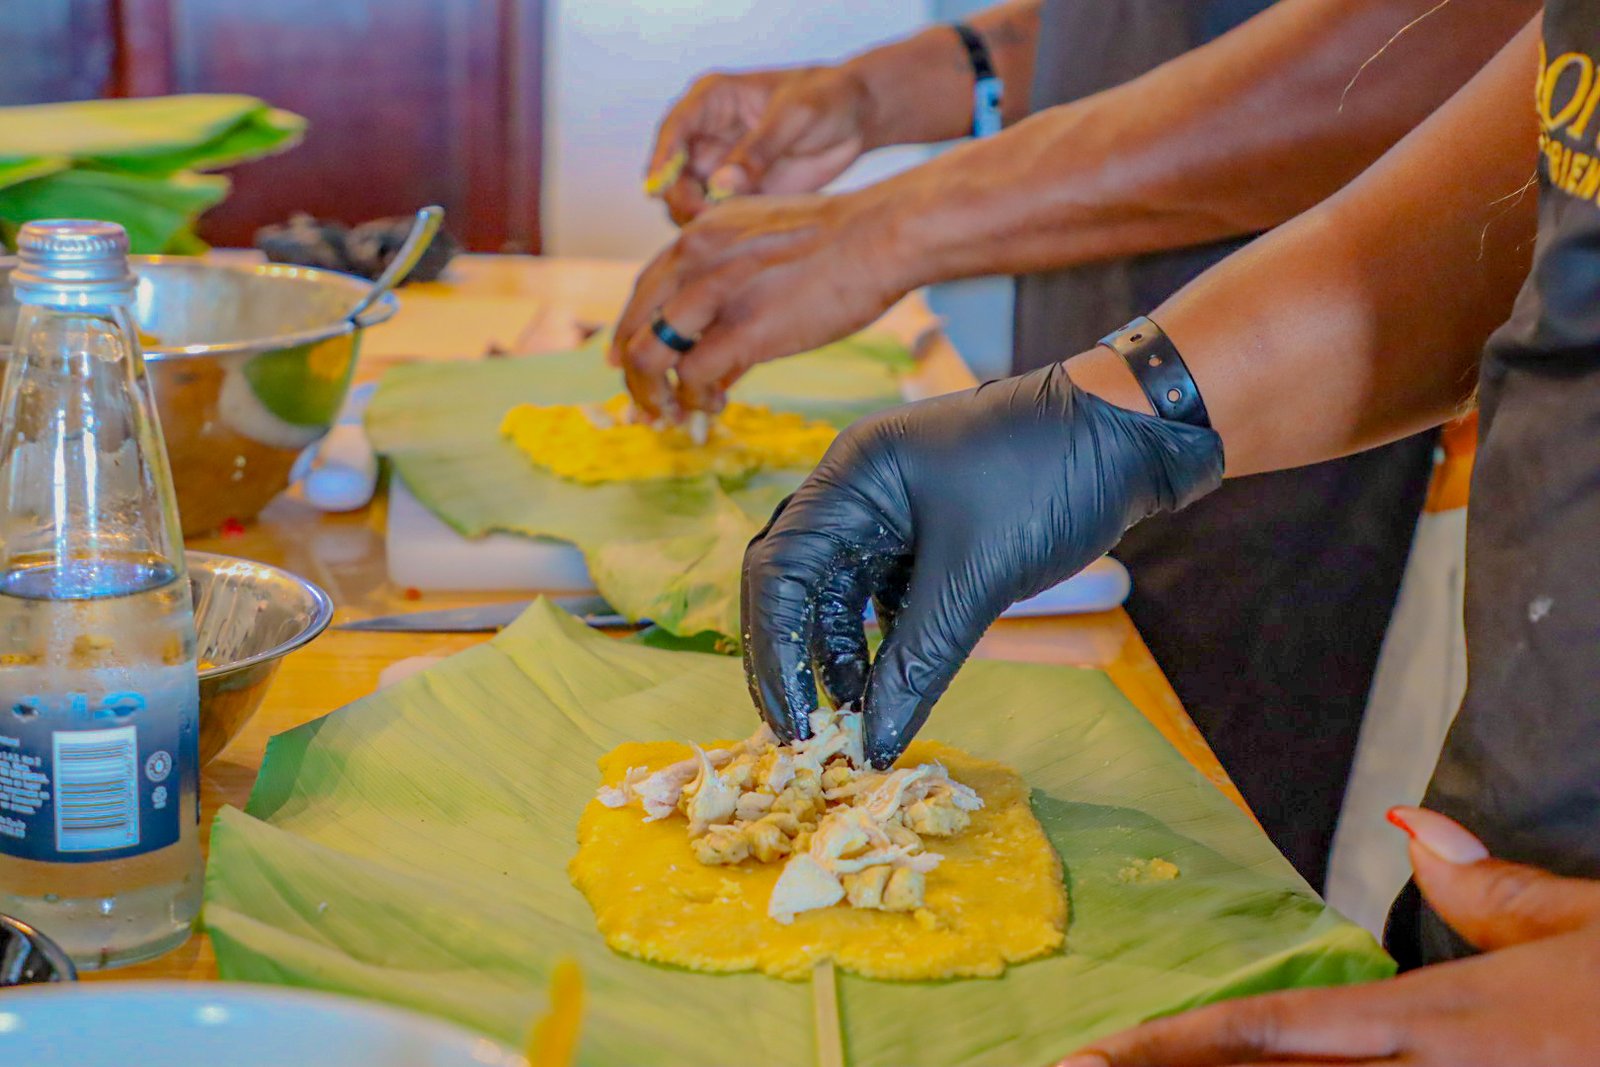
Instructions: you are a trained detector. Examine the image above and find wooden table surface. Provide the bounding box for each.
[87,255,1245,984]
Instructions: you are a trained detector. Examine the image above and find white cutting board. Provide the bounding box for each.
[387,478,1130,614]
[388,478,596,593]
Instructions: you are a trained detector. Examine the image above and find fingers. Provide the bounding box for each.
[811,552,892,710]
[743,494,807,741]
[1393,806,1600,950]
[670,317,789,413]
[742,482,902,743]
[741,523,825,743]
[645,75,734,194]
[662,178,709,227]
[709,100,818,201]
[661,136,736,225]
[616,263,752,418]
[613,201,817,416]
[870,556,912,645]
[1056,984,1403,1067]
[862,561,1004,768]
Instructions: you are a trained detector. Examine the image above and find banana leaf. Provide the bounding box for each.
[0,94,305,253]
[0,94,305,180]
[205,600,1394,1066]
[365,336,913,641]
[0,169,229,257]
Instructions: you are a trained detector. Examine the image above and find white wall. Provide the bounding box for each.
[543,0,933,259]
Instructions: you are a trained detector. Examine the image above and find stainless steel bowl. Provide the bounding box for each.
[0,256,399,537]
[0,914,76,985]
[190,551,334,765]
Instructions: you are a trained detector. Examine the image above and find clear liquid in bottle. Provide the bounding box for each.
[0,221,201,969]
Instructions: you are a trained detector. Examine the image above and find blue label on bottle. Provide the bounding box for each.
[0,682,197,864]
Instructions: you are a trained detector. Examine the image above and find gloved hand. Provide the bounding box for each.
[645,65,877,225]
[742,362,1224,767]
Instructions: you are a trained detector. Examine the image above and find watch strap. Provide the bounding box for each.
[952,23,1003,138]
[1098,316,1213,429]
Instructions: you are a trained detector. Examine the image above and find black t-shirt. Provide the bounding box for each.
[1407,0,1600,963]
[1014,0,1276,361]
[1019,0,1437,892]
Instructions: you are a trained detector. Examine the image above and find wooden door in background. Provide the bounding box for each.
[0,0,544,252]
[0,0,118,103]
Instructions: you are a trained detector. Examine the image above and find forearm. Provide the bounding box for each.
[881,0,1536,285]
[848,0,1041,149]
[1067,17,1542,477]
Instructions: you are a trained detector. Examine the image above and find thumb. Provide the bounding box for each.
[1392,805,1600,951]
[707,104,817,201]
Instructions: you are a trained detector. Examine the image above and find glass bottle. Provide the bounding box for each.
[0,220,201,968]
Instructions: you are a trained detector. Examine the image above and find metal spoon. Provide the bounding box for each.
[346,204,444,323]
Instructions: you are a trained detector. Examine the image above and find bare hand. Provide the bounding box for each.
[610,190,910,419]
[644,66,878,225]
[1055,807,1600,1067]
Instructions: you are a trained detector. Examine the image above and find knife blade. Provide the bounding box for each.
[336,594,631,633]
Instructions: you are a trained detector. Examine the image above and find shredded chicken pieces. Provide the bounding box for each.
[596,709,983,923]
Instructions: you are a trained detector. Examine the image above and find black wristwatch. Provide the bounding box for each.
[1098,316,1213,429]
[951,23,1003,138]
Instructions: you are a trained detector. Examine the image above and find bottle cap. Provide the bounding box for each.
[10,219,137,306]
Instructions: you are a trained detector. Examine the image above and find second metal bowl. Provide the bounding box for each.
[191,551,334,764]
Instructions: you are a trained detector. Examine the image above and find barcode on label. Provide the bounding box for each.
[53,727,139,853]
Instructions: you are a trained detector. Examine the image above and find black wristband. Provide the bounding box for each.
[951,23,1003,137]
[1098,316,1213,430]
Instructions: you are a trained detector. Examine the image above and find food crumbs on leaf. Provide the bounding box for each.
[1117,857,1181,884]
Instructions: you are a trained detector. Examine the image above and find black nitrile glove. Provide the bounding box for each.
[741,362,1224,767]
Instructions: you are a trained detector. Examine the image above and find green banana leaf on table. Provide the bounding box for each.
[0,94,305,253]
[205,600,1393,1066]
[364,334,915,643]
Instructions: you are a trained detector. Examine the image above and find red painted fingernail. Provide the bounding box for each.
[1389,806,1489,865]
[1386,807,1417,839]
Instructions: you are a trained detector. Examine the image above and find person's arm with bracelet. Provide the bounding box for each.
[615,0,1537,419]
[741,16,1540,762]
[644,1,1041,223]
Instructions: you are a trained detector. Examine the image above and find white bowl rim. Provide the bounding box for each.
[0,980,525,1064]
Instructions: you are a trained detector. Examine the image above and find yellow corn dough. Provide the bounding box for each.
[501,394,837,483]
[570,738,1068,981]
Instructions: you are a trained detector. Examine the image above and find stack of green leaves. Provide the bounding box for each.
[365,334,914,642]
[0,94,305,253]
[205,600,1393,1066]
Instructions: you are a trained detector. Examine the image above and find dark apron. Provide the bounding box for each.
[1388,0,1600,965]
[1017,0,1438,889]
